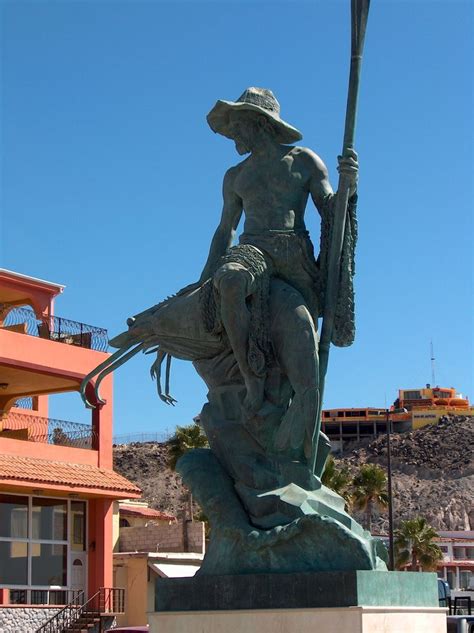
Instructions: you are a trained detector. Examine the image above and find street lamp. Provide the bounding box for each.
[385,406,408,571]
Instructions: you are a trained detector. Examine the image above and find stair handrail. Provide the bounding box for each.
[35,589,97,633]
[35,587,125,633]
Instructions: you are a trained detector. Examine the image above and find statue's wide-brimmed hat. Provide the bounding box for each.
[207,87,302,144]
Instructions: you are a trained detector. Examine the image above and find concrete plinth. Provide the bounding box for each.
[148,606,447,633]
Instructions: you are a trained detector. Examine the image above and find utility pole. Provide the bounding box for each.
[386,408,395,571]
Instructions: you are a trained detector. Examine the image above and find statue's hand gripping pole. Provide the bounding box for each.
[312,0,370,474]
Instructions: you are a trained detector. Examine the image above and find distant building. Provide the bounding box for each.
[322,384,473,446]
[394,385,473,428]
[0,269,140,631]
[117,500,177,529]
[322,406,403,446]
[436,531,474,593]
[375,531,474,594]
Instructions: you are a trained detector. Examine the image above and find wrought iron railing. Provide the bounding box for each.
[36,587,125,633]
[0,303,108,352]
[1,412,97,448]
[9,588,84,606]
[35,591,85,633]
[13,396,34,409]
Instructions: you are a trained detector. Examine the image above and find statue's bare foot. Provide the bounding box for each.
[243,375,265,415]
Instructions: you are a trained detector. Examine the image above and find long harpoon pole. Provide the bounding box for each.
[312,0,371,473]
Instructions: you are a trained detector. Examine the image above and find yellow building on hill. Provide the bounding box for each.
[322,384,473,445]
[394,385,473,429]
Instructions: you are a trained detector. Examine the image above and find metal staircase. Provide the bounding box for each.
[36,587,125,633]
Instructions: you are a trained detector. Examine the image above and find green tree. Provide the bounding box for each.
[322,455,352,505]
[394,517,443,571]
[352,463,389,532]
[168,422,209,469]
[168,422,209,521]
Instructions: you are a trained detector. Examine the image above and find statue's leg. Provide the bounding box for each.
[214,263,265,414]
[269,280,320,462]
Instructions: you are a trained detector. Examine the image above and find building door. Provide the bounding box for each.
[70,552,87,599]
[69,500,87,601]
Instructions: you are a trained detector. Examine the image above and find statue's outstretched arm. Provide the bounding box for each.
[199,167,243,283]
[306,150,334,219]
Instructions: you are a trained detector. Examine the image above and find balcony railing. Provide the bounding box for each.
[14,396,34,409]
[0,304,108,352]
[0,412,97,449]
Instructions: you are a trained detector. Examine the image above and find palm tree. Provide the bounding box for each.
[322,455,352,506]
[168,422,209,521]
[394,517,443,571]
[352,463,388,532]
[168,422,209,469]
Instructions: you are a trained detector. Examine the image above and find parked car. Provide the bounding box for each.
[439,578,452,608]
[446,615,474,633]
[105,627,149,632]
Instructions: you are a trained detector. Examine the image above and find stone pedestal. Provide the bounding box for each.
[149,606,446,633]
[150,570,446,632]
[155,570,439,611]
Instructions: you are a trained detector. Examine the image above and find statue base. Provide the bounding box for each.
[155,570,439,611]
[150,571,444,633]
[148,606,446,633]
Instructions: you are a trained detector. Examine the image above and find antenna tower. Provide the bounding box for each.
[430,340,436,386]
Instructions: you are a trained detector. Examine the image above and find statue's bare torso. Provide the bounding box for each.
[226,145,333,234]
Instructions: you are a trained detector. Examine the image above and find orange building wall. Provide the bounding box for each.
[88,499,115,592]
[0,270,138,602]
[0,269,61,318]
[0,329,113,466]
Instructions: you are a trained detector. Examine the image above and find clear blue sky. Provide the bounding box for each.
[1,0,473,436]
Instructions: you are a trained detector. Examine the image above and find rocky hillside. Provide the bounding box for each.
[113,415,473,531]
[339,415,473,532]
[114,442,188,517]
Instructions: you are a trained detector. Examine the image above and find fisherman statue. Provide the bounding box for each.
[80,0,386,574]
[81,85,386,574]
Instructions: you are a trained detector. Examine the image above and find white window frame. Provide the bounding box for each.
[0,493,88,604]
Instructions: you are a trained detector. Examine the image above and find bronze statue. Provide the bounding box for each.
[81,1,386,575]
